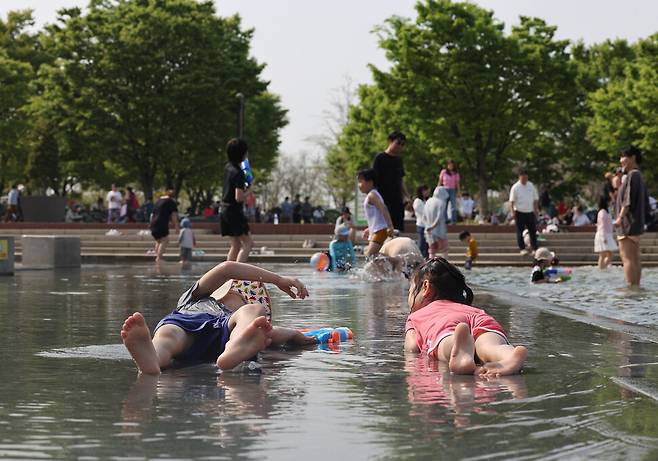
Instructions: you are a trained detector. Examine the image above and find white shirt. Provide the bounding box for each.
[364,189,388,235]
[460,197,474,216]
[573,213,590,226]
[8,188,18,205]
[106,190,122,210]
[412,198,425,227]
[509,181,538,213]
[179,228,194,248]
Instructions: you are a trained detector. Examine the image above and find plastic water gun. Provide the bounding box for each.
[544,267,572,282]
[240,159,254,187]
[302,327,353,344]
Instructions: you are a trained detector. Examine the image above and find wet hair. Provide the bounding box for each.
[410,257,474,306]
[387,131,407,143]
[459,231,471,241]
[416,185,428,200]
[621,145,642,164]
[357,168,376,184]
[226,138,248,166]
[598,194,609,211]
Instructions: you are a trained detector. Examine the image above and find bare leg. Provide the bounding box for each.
[270,326,317,347]
[227,237,241,262]
[155,237,168,262]
[364,241,383,257]
[619,239,641,287]
[598,253,605,269]
[217,304,273,370]
[437,323,476,374]
[121,312,192,374]
[237,234,252,262]
[474,332,527,376]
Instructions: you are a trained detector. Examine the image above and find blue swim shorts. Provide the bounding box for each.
[154,281,233,363]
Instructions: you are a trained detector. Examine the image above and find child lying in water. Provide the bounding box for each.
[404,257,527,375]
[120,261,316,374]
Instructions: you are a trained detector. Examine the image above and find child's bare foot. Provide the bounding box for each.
[217,316,273,370]
[477,346,528,376]
[120,312,161,375]
[449,323,476,374]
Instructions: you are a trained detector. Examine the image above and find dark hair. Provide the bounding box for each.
[11,184,17,188]
[459,231,471,240]
[226,138,248,166]
[518,169,529,176]
[621,145,642,164]
[598,194,609,211]
[341,206,351,214]
[387,131,407,143]
[410,257,474,305]
[357,168,376,183]
[416,185,428,200]
[446,159,458,173]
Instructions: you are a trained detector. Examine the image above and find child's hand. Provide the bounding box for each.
[362,228,370,240]
[276,276,309,300]
[387,227,395,237]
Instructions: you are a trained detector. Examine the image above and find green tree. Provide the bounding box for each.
[0,11,40,192]
[33,0,285,201]
[338,0,578,214]
[588,34,658,191]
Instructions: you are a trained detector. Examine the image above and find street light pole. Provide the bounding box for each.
[236,92,245,139]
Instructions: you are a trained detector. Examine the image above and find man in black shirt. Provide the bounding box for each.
[372,131,410,232]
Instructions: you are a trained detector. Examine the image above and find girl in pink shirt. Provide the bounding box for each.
[438,160,460,223]
[404,257,527,375]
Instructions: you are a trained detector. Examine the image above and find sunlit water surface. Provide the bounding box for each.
[1,263,658,460]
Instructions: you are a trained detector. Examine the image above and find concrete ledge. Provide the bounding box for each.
[0,236,15,275]
[21,235,81,269]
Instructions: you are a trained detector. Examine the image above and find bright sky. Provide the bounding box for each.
[2,0,657,156]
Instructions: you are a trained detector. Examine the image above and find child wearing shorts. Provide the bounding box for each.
[404,257,527,375]
[120,261,316,374]
[178,218,195,264]
[357,168,394,257]
[459,231,478,270]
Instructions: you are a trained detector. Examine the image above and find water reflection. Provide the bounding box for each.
[404,354,527,427]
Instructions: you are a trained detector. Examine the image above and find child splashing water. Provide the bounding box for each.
[404,258,527,375]
[120,261,315,374]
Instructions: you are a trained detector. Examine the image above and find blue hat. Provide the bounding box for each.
[181,218,191,228]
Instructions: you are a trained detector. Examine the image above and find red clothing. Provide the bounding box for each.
[405,300,507,358]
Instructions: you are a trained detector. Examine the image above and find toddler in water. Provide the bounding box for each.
[329,225,356,272]
[531,247,563,283]
[178,218,195,264]
[404,257,527,375]
[120,261,316,374]
[357,168,394,257]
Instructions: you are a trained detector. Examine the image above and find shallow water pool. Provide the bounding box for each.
[1,263,658,460]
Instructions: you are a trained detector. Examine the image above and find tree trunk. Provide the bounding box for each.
[140,172,155,202]
[477,150,489,216]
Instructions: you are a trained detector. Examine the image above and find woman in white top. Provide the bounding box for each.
[594,195,617,269]
[412,185,429,258]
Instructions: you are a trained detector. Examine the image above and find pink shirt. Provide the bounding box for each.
[596,209,613,236]
[439,169,460,190]
[405,300,506,358]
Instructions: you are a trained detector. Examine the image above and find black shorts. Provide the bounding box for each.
[220,204,250,237]
[151,226,169,240]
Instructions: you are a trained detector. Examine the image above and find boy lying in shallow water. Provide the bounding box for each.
[404,257,527,376]
[120,261,315,374]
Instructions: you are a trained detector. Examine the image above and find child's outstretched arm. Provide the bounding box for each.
[404,329,420,353]
[195,261,309,300]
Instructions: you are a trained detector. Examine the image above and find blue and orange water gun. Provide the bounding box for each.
[240,159,254,187]
[302,327,353,344]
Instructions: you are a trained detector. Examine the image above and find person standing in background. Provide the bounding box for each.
[372,131,410,232]
[614,146,649,287]
[150,190,179,262]
[106,184,122,224]
[4,184,19,222]
[220,138,252,262]
[509,170,539,256]
[126,187,139,223]
[413,185,429,259]
[460,192,475,222]
[438,159,460,224]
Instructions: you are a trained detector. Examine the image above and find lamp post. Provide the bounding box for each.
[236,92,245,139]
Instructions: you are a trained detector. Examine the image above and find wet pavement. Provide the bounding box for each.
[1,263,657,460]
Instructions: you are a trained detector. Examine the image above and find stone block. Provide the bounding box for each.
[21,235,81,269]
[0,236,15,275]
